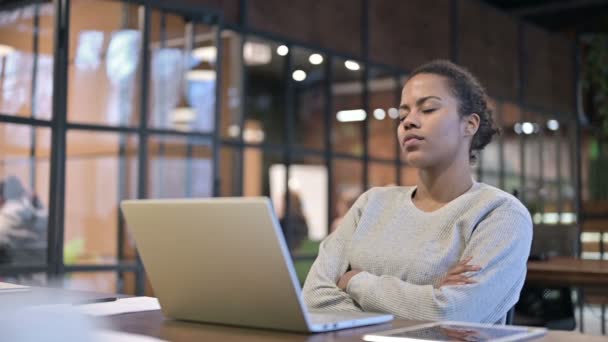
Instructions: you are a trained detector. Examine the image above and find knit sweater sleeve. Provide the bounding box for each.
[346,201,532,323]
[301,191,371,313]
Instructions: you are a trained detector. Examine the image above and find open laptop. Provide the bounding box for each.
[120,197,393,333]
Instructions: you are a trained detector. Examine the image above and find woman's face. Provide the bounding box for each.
[397,73,471,169]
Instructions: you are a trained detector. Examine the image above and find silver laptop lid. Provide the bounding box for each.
[121,197,312,332]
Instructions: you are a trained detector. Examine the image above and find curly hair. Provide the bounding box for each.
[405,60,500,163]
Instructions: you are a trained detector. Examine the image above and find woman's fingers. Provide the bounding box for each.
[447,264,481,275]
[458,256,473,264]
[440,275,477,287]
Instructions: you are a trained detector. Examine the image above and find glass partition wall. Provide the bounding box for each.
[0,0,578,294]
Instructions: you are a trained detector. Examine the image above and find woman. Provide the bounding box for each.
[302,60,532,324]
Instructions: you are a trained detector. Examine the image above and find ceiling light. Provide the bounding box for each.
[387,107,399,119]
[192,46,217,63]
[276,45,289,56]
[514,123,522,134]
[309,53,323,65]
[547,119,559,131]
[0,44,15,57]
[344,60,360,71]
[170,107,196,124]
[292,69,307,82]
[522,122,534,135]
[373,108,386,120]
[337,109,366,122]
[186,70,216,81]
[243,42,271,65]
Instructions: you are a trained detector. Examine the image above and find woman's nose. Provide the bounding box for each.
[402,111,420,129]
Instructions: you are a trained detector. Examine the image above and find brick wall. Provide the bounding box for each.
[176,0,576,114]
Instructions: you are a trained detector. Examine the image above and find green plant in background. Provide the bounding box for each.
[584,35,608,200]
[589,140,608,200]
[584,34,608,138]
[64,238,84,265]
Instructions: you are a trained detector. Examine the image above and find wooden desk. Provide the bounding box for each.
[105,310,606,341]
[1,286,603,341]
[527,257,608,288]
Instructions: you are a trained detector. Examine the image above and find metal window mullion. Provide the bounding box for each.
[47,0,70,280]
[184,21,194,197]
[498,102,505,190]
[395,75,403,185]
[573,34,582,259]
[361,0,369,191]
[517,22,526,204]
[135,4,152,296]
[362,71,369,190]
[284,44,294,250]
[556,130,563,218]
[450,0,459,63]
[29,0,41,192]
[212,16,224,197]
[156,11,167,198]
[115,0,133,295]
[538,124,545,218]
[324,57,333,236]
[236,33,247,196]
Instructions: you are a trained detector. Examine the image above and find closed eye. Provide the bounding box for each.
[422,108,437,114]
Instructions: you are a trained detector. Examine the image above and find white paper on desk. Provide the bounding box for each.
[78,296,161,316]
[94,330,168,342]
[0,281,30,293]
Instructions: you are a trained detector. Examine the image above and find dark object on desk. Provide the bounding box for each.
[73,296,118,305]
[528,253,548,262]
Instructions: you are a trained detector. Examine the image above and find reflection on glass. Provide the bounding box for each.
[523,111,542,214]
[293,47,326,150]
[75,30,104,70]
[219,31,244,141]
[148,135,213,199]
[147,12,218,132]
[559,117,575,216]
[332,159,363,232]
[480,140,500,187]
[332,58,364,155]
[542,127,559,217]
[0,3,54,118]
[501,102,521,195]
[68,1,140,126]
[270,155,327,245]
[65,131,138,265]
[369,69,398,160]
[219,147,240,196]
[244,38,286,145]
[0,123,50,266]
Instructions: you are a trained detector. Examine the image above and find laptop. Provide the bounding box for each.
[120,197,393,333]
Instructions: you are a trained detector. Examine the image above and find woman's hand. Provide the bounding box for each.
[437,256,481,288]
[337,269,362,290]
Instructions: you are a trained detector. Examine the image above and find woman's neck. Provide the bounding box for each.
[414,156,473,205]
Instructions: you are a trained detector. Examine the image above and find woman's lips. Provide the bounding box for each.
[403,136,424,147]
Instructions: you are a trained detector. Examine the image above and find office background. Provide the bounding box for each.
[0,0,601,298]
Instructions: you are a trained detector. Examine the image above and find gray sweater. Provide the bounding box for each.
[302,182,532,324]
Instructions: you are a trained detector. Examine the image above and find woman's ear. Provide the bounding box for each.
[464,113,480,137]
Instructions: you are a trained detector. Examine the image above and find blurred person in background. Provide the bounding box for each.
[0,175,47,265]
[279,190,310,252]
